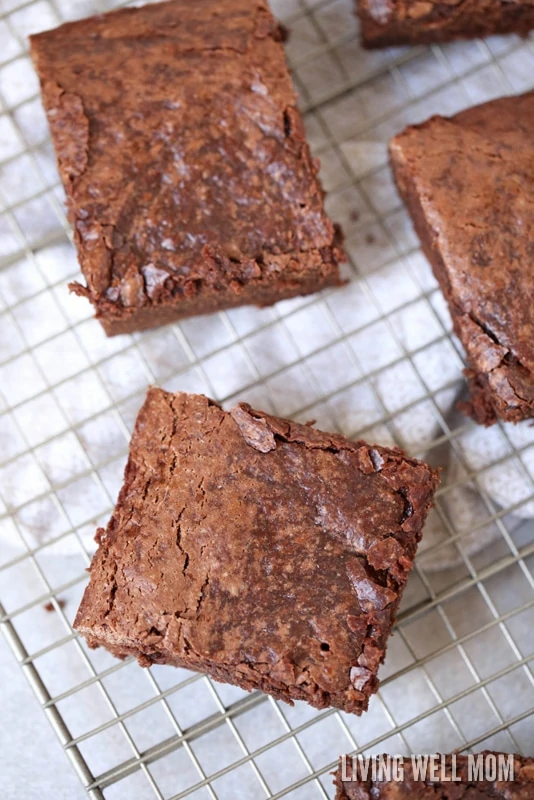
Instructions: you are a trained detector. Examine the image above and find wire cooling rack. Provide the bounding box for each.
[1,0,533,798]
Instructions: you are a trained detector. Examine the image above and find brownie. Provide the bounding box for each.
[29,1,344,337]
[74,389,439,714]
[357,1,534,48]
[334,753,534,798]
[389,92,534,426]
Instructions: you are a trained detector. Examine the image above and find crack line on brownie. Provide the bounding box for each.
[455,309,534,414]
[436,223,534,418]
[43,83,90,183]
[464,309,531,375]
[165,393,223,640]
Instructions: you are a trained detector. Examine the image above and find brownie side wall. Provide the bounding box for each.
[76,248,344,336]
[74,628,365,711]
[358,2,534,48]
[389,139,533,426]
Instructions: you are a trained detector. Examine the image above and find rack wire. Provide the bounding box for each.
[0,0,533,797]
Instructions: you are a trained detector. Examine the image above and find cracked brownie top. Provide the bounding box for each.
[29,0,342,331]
[390,91,534,424]
[75,389,439,714]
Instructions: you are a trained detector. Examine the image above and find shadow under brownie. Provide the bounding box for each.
[390,91,534,426]
[30,0,344,336]
[75,389,439,714]
[357,1,534,48]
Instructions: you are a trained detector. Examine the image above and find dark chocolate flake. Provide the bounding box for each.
[350,666,374,691]
[141,263,170,300]
[399,487,414,525]
[346,560,397,612]
[230,405,276,453]
[369,448,384,472]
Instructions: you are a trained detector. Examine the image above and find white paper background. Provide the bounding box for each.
[0,0,533,798]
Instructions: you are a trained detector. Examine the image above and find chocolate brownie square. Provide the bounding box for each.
[358,1,534,48]
[30,0,344,336]
[390,92,534,425]
[74,389,439,714]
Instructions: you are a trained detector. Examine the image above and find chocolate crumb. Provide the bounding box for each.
[44,599,66,612]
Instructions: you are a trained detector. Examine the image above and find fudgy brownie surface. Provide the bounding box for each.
[390,92,534,425]
[358,1,534,48]
[30,0,343,336]
[334,753,534,798]
[74,389,439,714]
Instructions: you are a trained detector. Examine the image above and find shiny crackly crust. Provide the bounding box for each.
[29,0,344,336]
[357,0,534,48]
[334,753,534,798]
[74,389,439,715]
[389,92,534,425]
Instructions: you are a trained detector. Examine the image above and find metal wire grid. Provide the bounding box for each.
[0,0,533,797]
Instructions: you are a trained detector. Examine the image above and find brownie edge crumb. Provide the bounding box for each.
[44,599,66,612]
